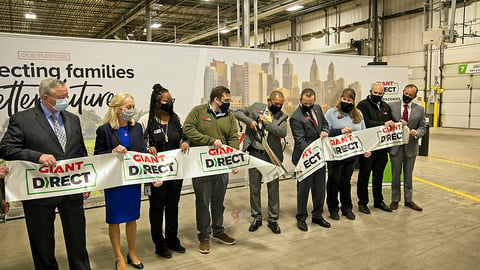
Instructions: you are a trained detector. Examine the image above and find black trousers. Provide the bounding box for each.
[148,179,183,249]
[296,166,326,221]
[327,158,356,213]
[22,195,90,270]
[357,149,389,205]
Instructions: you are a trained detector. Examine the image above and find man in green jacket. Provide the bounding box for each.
[183,86,239,254]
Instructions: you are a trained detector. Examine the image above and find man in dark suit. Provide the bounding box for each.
[389,84,426,211]
[290,88,330,231]
[0,78,91,270]
[235,90,288,234]
[356,83,395,214]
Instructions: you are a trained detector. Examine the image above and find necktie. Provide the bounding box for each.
[308,109,319,129]
[51,114,67,151]
[402,104,409,121]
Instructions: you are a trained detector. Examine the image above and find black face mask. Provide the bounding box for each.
[302,104,314,111]
[370,94,382,103]
[402,94,413,104]
[340,101,354,113]
[218,101,230,113]
[160,101,174,114]
[269,104,282,115]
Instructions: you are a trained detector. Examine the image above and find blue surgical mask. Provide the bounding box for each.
[50,97,69,111]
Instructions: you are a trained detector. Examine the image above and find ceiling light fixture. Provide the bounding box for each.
[286,5,304,12]
[25,12,36,19]
[151,22,161,28]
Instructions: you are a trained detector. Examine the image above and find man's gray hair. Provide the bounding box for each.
[39,78,65,97]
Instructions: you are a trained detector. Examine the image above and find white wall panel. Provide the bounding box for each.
[470,117,480,128]
[441,115,469,128]
[441,102,470,115]
[472,89,480,102]
[471,103,480,115]
[443,64,463,76]
[384,0,423,15]
[444,44,480,64]
[383,52,424,67]
[335,2,369,24]
[301,10,326,34]
[442,89,471,102]
[442,77,473,89]
[384,14,424,55]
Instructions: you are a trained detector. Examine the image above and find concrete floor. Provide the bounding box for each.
[1,127,479,269]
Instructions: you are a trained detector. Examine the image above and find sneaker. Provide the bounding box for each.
[198,240,210,254]
[213,233,236,245]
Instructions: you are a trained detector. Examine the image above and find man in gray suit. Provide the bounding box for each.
[389,84,426,211]
[0,78,91,269]
[290,88,331,231]
[235,90,287,234]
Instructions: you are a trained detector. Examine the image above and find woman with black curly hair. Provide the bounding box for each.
[139,84,189,259]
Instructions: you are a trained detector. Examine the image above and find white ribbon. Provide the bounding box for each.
[5,146,284,202]
[294,122,409,182]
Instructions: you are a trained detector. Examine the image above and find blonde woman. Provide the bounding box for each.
[94,93,146,270]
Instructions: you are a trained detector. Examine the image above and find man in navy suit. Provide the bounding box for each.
[290,88,331,231]
[0,78,91,270]
[389,84,426,211]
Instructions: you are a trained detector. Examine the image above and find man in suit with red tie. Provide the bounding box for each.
[0,78,91,269]
[388,84,426,211]
[290,88,331,231]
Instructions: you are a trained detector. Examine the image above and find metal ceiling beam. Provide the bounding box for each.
[97,0,157,39]
[179,0,317,44]
[184,0,354,45]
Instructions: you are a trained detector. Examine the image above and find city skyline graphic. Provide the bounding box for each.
[203,52,363,114]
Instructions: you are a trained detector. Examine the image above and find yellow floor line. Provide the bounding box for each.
[428,156,480,170]
[414,176,480,203]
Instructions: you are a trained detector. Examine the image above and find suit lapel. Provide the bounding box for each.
[112,126,122,146]
[34,106,63,150]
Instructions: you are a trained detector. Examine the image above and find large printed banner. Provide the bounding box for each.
[294,123,409,181]
[5,146,284,202]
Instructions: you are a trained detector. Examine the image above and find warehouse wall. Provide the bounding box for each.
[229,0,480,128]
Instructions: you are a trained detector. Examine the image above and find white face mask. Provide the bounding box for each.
[120,109,135,121]
[47,96,69,111]
[53,98,69,111]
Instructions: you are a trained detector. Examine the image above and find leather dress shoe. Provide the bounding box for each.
[268,221,281,234]
[405,201,423,211]
[329,211,340,220]
[297,220,308,232]
[342,211,356,220]
[248,219,262,232]
[374,202,392,212]
[168,241,186,253]
[155,245,172,258]
[127,254,144,269]
[312,217,331,228]
[390,201,399,210]
[358,204,371,214]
